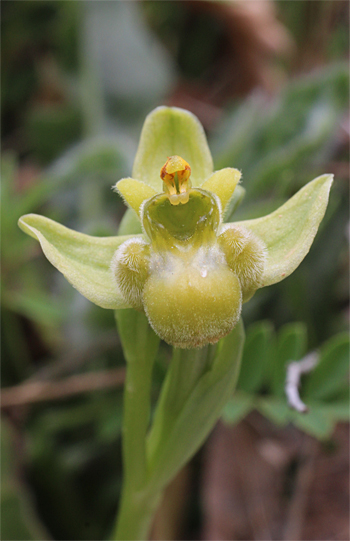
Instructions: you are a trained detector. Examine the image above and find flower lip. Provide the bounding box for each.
[142,188,220,243]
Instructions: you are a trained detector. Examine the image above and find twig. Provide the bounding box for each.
[1,367,125,408]
[285,352,319,413]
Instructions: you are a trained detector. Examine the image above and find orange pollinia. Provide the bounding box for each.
[160,155,192,205]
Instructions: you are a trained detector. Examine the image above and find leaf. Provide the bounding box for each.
[2,290,65,326]
[319,393,350,422]
[236,174,333,286]
[292,406,335,440]
[222,391,254,425]
[132,106,213,191]
[1,422,48,540]
[303,333,350,401]
[272,322,307,397]
[211,93,266,171]
[147,319,245,490]
[49,136,128,184]
[212,64,348,197]
[256,397,290,426]
[236,320,274,393]
[18,214,141,309]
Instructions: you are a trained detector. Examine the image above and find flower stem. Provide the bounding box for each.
[114,486,161,541]
[113,310,160,540]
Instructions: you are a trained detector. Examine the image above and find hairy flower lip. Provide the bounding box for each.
[18,105,333,348]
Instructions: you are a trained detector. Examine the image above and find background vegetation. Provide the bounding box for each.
[1,1,349,539]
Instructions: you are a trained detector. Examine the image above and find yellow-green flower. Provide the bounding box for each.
[112,153,265,348]
[18,106,333,348]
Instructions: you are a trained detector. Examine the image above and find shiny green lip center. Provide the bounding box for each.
[143,188,220,242]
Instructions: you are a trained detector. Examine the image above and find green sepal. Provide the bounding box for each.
[132,106,213,191]
[18,214,144,309]
[118,208,143,236]
[147,319,245,490]
[235,174,333,287]
[223,184,246,221]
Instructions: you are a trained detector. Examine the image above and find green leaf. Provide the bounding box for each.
[1,422,48,540]
[237,320,274,393]
[49,136,127,184]
[272,322,307,397]
[147,319,245,490]
[222,391,254,425]
[319,393,350,421]
[256,397,290,426]
[2,290,65,326]
[132,106,213,191]
[236,174,333,286]
[18,214,142,309]
[320,388,350,421]
[304,333,350,400]
[292,406,335,440]
[212,64,348,197]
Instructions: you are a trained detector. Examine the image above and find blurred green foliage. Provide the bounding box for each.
[1,421,49,540]
[213,64,348,198]
[214,63,349,346]
[223,322,349,439]
[1,1,349,539]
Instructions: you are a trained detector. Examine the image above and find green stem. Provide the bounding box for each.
[121,359,152,494]
[147,344,217,462]
[114,487,161,541]
[114,357,160,540]
[113,310,160,540]
[113,312,244,539]
[115,346,214,539]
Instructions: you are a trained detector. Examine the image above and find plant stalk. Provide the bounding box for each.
[113,310,160,540]
[113,352,156,540]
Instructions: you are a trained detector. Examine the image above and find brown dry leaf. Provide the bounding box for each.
[201,415,300,540]
[200,416,349,540]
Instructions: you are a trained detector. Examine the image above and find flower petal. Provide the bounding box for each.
[200,168,241,215]
[132,106,213,191]
[235,174,333,286]
[18,214,144,309]
[114,178,157,216]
